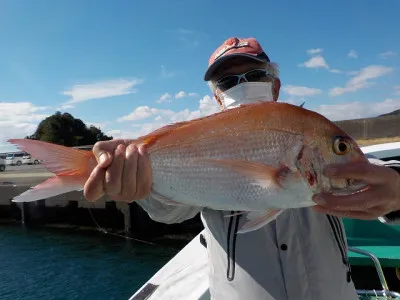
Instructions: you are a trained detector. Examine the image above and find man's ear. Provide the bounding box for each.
[273,78,281,101]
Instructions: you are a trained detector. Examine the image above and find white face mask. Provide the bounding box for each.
[217,82,274,110]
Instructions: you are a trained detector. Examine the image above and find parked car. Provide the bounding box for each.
[22,153,40,165]
[5,152,25,166]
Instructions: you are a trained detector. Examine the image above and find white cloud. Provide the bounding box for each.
[307,48,323,55]
[175,91,199,99]
[157,93,172,104]
[0,102,52,153]
[62,78,143,105]
[314,98,400,121]
[198,95,220,115]
[175,91,186,99]
[104,129,138,139]
[347,50,358,58]
[116,106,175,122]
[379,51,397,59]
[299,55,329,69]
[156,91,199,103]
[282,85,322,97]
[114,95,220,138]
[328,65,393,97]
[0,102,49,123]
[300,49,342,73]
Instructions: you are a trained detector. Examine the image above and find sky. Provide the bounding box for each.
[1,0,399,153]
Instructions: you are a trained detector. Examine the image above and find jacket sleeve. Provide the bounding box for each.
[368,157,400,225]
[135,195,202,224]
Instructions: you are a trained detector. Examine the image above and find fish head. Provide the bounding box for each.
[296,124,368,195]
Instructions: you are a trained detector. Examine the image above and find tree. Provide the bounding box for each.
[26,112,113,146]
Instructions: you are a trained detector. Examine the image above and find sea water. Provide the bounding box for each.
[0,224,178,300]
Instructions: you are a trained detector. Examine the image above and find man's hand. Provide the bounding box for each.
[312,161,400,219]
[83,139,152,202]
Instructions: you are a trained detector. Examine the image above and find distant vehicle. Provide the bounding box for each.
[0,157,5,172]
[5,152,24,166]
[22,153,41,165]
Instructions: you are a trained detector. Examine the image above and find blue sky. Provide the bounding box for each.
[1,0,399,153]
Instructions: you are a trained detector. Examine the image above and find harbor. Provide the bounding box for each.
[1,1,399,298]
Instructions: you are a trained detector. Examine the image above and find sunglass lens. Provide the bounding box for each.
[245,70,269,82]
[217,76,238,91]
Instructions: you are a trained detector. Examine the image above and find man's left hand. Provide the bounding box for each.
[312,162,400,220]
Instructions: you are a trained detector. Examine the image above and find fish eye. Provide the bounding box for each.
[333,136,351,155]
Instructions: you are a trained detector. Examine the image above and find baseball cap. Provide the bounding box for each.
[203,37,271,81]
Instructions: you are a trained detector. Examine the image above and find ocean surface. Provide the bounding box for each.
[0,224,179,300]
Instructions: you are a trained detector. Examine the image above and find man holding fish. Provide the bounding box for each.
[80,37,400,300]
[9,37,400,300]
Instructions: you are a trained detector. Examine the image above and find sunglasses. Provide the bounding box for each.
[215,69,274,91]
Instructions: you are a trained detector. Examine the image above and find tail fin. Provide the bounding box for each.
[7,139,95,202]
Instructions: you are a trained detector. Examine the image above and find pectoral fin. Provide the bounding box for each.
[238,209,283,234]
[198,158,292,190]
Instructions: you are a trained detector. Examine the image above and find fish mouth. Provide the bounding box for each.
[330,179,368,196]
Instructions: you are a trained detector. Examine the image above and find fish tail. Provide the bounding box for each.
[7,139,95,202]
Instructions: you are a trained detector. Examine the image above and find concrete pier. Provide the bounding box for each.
[0,184,127,230]
[0,165,203,243]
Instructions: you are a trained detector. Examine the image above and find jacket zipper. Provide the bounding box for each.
[326,215,352,282]
[226,211,241,281]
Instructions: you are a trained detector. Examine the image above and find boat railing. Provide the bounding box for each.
[348,246,400,299]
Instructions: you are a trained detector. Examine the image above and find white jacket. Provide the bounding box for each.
[136,158,400,300]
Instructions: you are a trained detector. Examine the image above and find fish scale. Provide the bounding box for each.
[149,130,307,211]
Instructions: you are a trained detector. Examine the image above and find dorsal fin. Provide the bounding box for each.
[133,120,192,147]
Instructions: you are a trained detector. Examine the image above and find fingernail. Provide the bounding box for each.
[138,145,146,155]
[127,143,137,151]
[313,195,326,205]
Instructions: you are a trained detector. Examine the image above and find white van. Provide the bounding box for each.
[5,152,25,166]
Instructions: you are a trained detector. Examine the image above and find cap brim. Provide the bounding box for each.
[203,53,266,81]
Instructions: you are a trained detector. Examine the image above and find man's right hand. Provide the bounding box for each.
[83,139,152,202]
